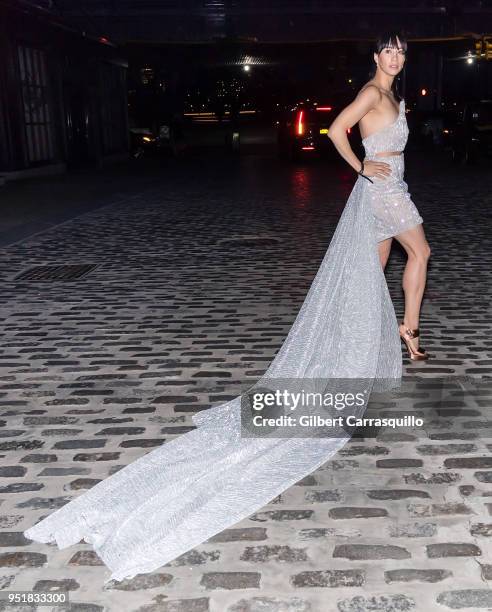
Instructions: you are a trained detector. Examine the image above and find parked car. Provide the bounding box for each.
[129,125,170,158]
[405,108,446,151]
[129,113,186,159]
[276,100,357,161]
[447,100,492,164]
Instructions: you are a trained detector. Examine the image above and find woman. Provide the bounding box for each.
[328,32,431,360]
[24,33,422,582]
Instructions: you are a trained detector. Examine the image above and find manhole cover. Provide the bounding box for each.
[14,264,98,281]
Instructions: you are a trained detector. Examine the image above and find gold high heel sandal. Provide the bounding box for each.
[399,321,429,361]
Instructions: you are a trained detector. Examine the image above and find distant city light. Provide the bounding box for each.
[421,88,427,96]
[466,56,474,64]
[243,64,250,72]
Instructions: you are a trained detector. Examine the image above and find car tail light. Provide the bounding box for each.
[315,107,332,111]
[297,110,304,135]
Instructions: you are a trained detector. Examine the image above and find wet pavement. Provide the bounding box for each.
[0,147,491,612]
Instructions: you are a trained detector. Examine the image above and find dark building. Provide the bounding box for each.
[27,1,492,114]
[0,0,129,184]
[30,0,492,44]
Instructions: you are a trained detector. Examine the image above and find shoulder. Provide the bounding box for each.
[356,85,382,106]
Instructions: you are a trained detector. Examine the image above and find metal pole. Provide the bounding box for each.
[436,51,443,110]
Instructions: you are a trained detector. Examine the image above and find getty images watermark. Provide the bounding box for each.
[238,376,490,439]
[249,388,422,428]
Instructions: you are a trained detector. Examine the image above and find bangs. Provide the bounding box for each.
[376,33,407,54]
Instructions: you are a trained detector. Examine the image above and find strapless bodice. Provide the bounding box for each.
[362,100,408,157]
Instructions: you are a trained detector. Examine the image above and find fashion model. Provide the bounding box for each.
[328,32,431,360]
[24,32,428,582]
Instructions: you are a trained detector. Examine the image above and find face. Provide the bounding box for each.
[374,36,406,76]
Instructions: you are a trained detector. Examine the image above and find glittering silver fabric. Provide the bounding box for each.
[363,99,424,242]
[23,100,418,583]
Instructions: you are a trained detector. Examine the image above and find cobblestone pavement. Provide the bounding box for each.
[0,151,491,612]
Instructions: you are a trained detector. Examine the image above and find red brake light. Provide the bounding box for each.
[315,106,332,111]
[297,110,304,135]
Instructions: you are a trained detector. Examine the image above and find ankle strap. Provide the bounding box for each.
[400,322,420,338]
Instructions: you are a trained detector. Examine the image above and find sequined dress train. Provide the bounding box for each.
[24,98,422,582]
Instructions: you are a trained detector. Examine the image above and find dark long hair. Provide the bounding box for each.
[369,32,408,103]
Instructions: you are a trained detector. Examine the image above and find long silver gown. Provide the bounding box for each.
[24,98,423,582]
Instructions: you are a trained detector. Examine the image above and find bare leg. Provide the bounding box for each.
[378,237,393,270]
[393,224,431,351]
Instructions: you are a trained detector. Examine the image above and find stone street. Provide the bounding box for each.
[0,149,491,612]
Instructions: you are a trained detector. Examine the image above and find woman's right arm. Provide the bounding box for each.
[327,87,391,179]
